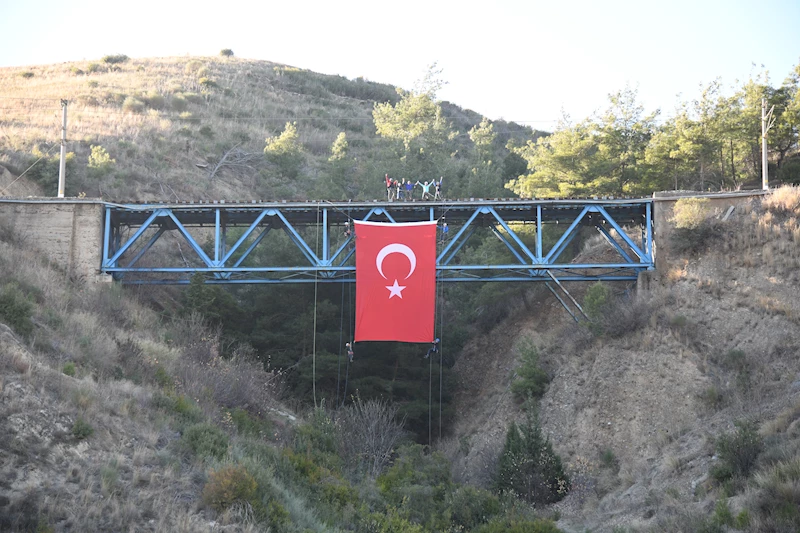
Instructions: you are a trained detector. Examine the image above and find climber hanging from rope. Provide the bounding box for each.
[424,338,440,359]
[345,342,354,363]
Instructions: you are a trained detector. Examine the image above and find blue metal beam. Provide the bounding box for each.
[102,199,654,284]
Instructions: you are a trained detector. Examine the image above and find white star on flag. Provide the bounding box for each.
[386,279,406,299]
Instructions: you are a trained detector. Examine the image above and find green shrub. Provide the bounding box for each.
[473,516,562,533]
[199,125,214,138]
[19,71,34,79]
[600,448,619,471]
[182,92,204,104]
[377,444,452,527]
[87,145,115,177]
[0,283,34,337]
[714,420,763,480]
[172,395,204,423]
[121,96,145,113]
[86,63,101,73]
[184,60,204,75]
[202,464,257,512]
[199,77,218,89]
[361,508,425,533]
[171,94,188,112]
[446,485,502,530]
[182,423,229,460]
[229,408,272,437]
[672,197,710,229]
[220,49,234,57]
[142,91,165,109]
[154,366,172,388]
[70,67,84,76]
[267,500,290,530]
[583,281,610,321]
[700,386,726,410]
[62,362,76,377]
[510,338,549,402]
[264,122,305,179]
[102,54,129,65]
[72,417,94,440]
[496,413,570,505]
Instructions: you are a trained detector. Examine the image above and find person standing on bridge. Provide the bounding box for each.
[416,180,433,200]
[405,179,414,201]
[385,174,394,201]
[434,177,443,200]
[395,179,403,201]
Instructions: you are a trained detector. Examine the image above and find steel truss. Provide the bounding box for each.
[101,199,654,285]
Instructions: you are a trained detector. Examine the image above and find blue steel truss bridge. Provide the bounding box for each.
[102,198,654,290]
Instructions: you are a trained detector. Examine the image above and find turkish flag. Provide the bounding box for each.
[354,221,437,343]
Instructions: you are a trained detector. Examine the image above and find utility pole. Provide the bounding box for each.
[58,99,68,198]
[761,98,775,191]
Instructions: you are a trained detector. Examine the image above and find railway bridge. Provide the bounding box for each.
[0,191,763,290]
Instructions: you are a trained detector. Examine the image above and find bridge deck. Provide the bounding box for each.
[110,198,651,227]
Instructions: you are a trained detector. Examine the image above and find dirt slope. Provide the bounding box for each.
[447,196,800,532]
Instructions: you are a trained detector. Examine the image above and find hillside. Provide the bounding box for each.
[445,189,800,531]
[0,55,535,202]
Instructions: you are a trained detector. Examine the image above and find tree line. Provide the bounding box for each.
[507,62,800,198]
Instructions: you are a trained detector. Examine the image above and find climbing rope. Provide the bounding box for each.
[438,281,445,441]
[340,280,353,409]
[335,280,345,408]
[312,202,321,408]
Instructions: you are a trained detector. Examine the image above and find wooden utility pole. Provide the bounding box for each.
[58,99,68,198]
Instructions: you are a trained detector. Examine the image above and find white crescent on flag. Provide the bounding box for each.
[375,243,417,279]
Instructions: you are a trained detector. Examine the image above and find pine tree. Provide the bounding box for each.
[496,411,570,504]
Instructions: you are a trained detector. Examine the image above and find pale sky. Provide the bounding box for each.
[1,0,798,128]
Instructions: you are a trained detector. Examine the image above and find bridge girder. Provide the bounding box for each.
[101,199,654,285]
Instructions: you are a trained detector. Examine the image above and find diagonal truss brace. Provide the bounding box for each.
[102,200,654,284]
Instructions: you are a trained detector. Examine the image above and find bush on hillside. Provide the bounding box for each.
[496,413,570,505]
[87,145,115,178]
[377,444,453,527]
[102,54,129,65]
[121,96,145,114]
[142,91,165,110]
[220,49,234,57]
[762,185,800,215]
[672,197,711,229]
[0,283,34,337]
[337,396,406,478]
[473,516,562,533]
[583,281,610,321]
[446,485,503,531]
[711,420,763,482]
[264,122,305,179]
[182,423,229,460]
[185,60,204,75]
[510,338,549,402]
[202,464,257,512]
[25,146,76,195]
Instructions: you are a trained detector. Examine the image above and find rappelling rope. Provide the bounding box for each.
[312,201,320,408]
[340,279,353,409]
[335,280,345,408]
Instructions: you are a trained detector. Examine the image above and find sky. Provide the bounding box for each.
[1,0,799,129]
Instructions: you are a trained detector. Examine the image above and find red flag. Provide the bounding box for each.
[354,221,437,343]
